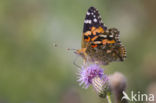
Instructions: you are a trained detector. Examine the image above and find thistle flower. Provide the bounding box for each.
[77,64,110,98]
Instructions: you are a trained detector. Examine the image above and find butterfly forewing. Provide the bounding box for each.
[83,7,107,32]
[82,7,107,48]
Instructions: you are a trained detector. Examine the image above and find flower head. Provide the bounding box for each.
[77,64,107,88]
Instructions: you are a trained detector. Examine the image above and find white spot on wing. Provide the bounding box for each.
[88,20,91,24]
[99,35,107,38]
[85,19,92,24]
[86,12,90,15]
[84,20,88,23]
[93,18,97,22]
[109,35,113,38]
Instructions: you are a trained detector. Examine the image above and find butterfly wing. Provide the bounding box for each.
[82,7,107,48]
[77,7,126,65]
[111,28,127,61]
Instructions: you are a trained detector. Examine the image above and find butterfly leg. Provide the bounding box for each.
[73,55,82,68]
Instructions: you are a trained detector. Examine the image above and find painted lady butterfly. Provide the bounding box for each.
[75,7,126,65]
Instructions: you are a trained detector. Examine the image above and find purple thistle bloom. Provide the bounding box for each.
[77,64,108,89]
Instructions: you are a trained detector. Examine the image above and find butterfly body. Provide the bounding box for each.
[76,7,126,65]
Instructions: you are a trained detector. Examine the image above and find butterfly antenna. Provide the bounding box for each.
[66,48,77,51]
[52,43,77,52]
[52,43,80,68]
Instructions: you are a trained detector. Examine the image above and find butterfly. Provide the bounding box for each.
[75,7,126,65]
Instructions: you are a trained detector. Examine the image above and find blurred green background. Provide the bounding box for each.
[0,0,156,103]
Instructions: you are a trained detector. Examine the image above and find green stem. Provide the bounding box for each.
[106,92,112,103]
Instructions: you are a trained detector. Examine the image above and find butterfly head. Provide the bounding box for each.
[75,48,87,58]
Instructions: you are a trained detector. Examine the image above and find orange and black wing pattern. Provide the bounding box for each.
[82,7,107,48]
[76,7,126,65]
